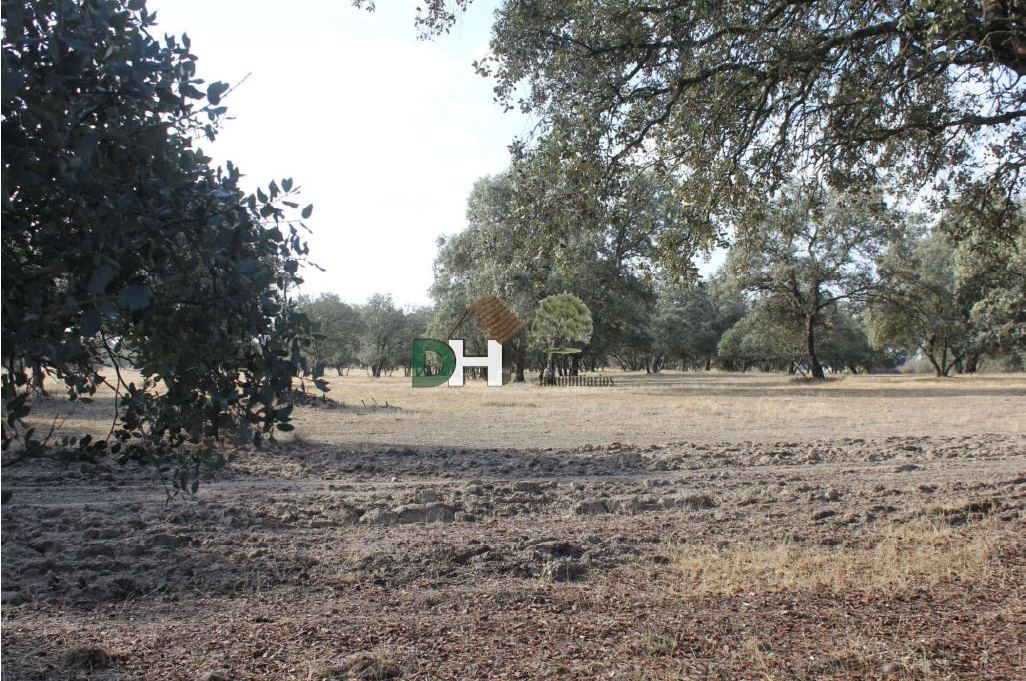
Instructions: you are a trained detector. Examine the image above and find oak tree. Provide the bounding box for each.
[727,184,900,378]
[867,230,972,376]
[478,0,1024,224]
[2,0,315,487]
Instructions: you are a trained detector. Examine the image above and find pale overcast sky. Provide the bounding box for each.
[147,0,532,308]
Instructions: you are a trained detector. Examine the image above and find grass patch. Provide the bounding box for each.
[19,369,1026,451]
[669,514,1016,597]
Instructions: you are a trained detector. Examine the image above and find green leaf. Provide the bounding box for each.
[80,308,102,336]
[1,0,315,494]
[87,265,116,294]
[118,285,152,310]
[206,81,230,105]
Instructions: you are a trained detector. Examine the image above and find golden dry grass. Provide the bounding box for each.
[20,369,1026,450]
[668,511,1019,598]
[296,370,1026,448]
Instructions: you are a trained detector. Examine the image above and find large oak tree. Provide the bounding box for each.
[3,0,315,487]
[481,1,1024,211]
[372,1,1023,257]
[727,184,901,378]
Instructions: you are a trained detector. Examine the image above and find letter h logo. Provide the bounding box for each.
[412,296,523,388]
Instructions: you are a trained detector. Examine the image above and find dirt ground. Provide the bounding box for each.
[2,372,1024,680]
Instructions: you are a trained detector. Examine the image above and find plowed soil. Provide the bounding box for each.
[2,373,1024,680]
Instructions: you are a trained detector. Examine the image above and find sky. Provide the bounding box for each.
[147,0,532,309]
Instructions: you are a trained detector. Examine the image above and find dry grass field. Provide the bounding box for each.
[2,370,1024,679]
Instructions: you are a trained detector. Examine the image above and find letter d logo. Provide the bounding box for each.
[412,339,457,387]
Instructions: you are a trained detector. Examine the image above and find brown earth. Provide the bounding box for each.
[1,373,1024,679]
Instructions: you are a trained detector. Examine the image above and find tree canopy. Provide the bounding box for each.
[479,0,1024,220]
[727,184,901,378]
[867,229,972,376]
[2,0,314,485]
[294,293,364,376]
[943,193,1026,361]
[361,0,1025,376]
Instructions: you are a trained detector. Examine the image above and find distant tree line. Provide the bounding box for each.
[349,0,1024,381]
[300,174,1022,381]
[294,293,431,380]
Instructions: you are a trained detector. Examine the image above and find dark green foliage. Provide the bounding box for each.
[430,171,664,377]
[816,310,896,374]
[377,0,1025,379]
[359,294,407,378]
[868,230,972,376]
[869,195,1025,375]
[717,306,806,373]
[650,277,746,371]
[479,0,1024,226]
[2,0,315,486]
[429,173,541,378]
[727,184,901,378]
[294,293,432,380]
[357,294,428,378]
[944,191,1026,363]
[295,294,364,376]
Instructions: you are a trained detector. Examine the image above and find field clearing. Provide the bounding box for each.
[2,371,1025,679]
[23,370,1026,450]
[296,371,1026,448]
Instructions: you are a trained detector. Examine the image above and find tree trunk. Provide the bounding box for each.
[922,336,945,377]
[945,351,964,377]
[923,348,945,377]
[30,361,48,396]
[806,315,825,379]
[965,353,979,374]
